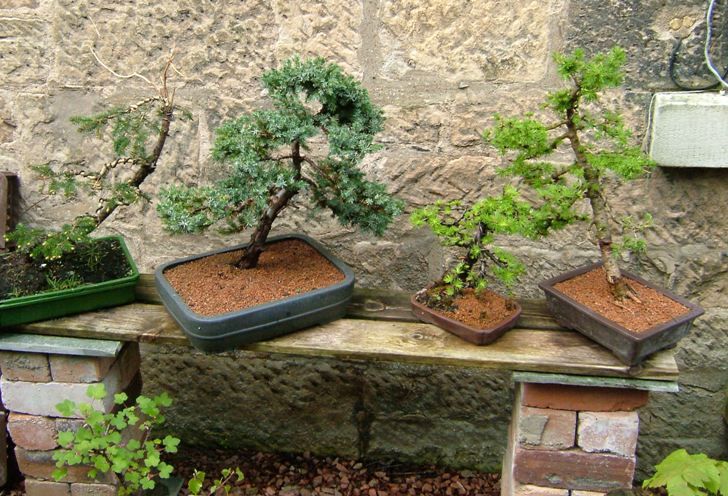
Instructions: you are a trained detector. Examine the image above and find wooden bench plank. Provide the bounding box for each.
[14,302,678,381]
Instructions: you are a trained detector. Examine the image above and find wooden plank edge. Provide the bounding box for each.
[512,371,679,392]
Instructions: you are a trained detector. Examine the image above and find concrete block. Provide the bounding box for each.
[8,412,58,450]
[577,411,639,457]
[50,354,116,383]
[521,384,649,412]
[0,351,51,382]
[24,478,71,496]
[513,448,635,491]
[518,407,576,450]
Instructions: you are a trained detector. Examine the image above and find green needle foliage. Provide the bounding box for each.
[644,449,728,496]
[157,57,403,269]
[484,46,655,298]
[411,186,548,305]
[53,384,179,496]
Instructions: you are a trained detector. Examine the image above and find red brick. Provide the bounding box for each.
[513,448,635,491]
[521,384,649,412]
[578,411,639,457]
[518,406,576,450]
[8,413,57,450]
[15,447,117,484]
[24,478,71,496]
[0,352,50,382]
[50,355,115,383]
[71,482,118,495]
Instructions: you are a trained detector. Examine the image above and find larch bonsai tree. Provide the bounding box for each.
[7,53,189,262]
[484,46,655,300]
[411,186,549,308]
[157,57,403,267]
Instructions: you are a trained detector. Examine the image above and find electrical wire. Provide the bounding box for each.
[705,0,728,88]
[668,0,728,91]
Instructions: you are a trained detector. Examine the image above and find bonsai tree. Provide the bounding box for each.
[484,46,655,299]
[7,53,189,263]
[411,186,543,308]
[157,57,403,267]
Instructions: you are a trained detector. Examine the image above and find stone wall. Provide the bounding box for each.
[1,0,726,479]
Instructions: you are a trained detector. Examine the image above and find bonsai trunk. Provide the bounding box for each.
[566,105,629,299]
[234,141,303,269]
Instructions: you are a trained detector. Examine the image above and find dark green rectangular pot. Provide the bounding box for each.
[539,262,704,365]
[0,236,139,327]
[155,234,355,352]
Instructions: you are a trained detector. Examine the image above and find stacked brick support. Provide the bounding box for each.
[502,382,649,496]
[0,342,141,496]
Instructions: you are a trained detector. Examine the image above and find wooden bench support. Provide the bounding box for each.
[0,334,142,496]
[502,373,673,496]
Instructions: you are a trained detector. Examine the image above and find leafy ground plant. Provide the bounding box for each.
[53,384,243,496]
[484,46,654,299]
[157,57,403,268]
[643,449,728,496]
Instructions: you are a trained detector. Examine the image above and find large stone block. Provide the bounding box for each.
[377,0,566,82]
[0,18,49,86]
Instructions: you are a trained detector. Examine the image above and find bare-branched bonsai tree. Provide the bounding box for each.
[157,57,404,267]
[8,52,190,262]
[484,47,654,299]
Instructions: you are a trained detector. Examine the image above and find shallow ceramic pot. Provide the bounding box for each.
[538,262,704,365]
[0,236,139,327]
[410,290,522,345]
[155,234,355,352]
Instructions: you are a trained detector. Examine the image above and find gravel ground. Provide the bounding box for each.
[2,446,500,495]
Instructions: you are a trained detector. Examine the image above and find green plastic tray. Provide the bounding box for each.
[0,236,139,327]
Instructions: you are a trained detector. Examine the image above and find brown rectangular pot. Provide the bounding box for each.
[538,263,704,365]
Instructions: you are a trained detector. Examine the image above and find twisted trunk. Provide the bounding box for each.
[234,141,302,269]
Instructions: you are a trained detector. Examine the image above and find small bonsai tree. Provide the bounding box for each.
[411,186,545,308]
[157,57,403,268]
[484,46,655,299]
[7,53,190,263]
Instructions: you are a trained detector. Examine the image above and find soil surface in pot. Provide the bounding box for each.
[164,239,345,316]
[553,267,689,332]
[416,287,517,329]
[0,238,132,301]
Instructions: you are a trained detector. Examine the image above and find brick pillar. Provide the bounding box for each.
[0,341,141,496]
[502,382,649,496]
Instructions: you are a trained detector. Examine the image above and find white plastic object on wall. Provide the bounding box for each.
[649,92,728,168]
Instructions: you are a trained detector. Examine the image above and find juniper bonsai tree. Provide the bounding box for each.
[411,186,540,307]
[484,46,655,299]
[157,57,403,268]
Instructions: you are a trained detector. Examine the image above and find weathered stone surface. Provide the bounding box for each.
[513,484,569,496]
[70,482,118,496]
[377,0,566,82]
[0,414,6,487]
[49,354,116,383]
[0,351,51,382]
[513,448,636,491]
[8,413,58,450]
[16,447,116,483]
[0,18,49,86]
[518,407,576,450]
[577,412,639,457]
[521,384,649,412]
[24,478,71,496]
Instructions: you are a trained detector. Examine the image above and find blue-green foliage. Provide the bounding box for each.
[157,57,403,237]
[644,449,728,496]
[484,47,655,255]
